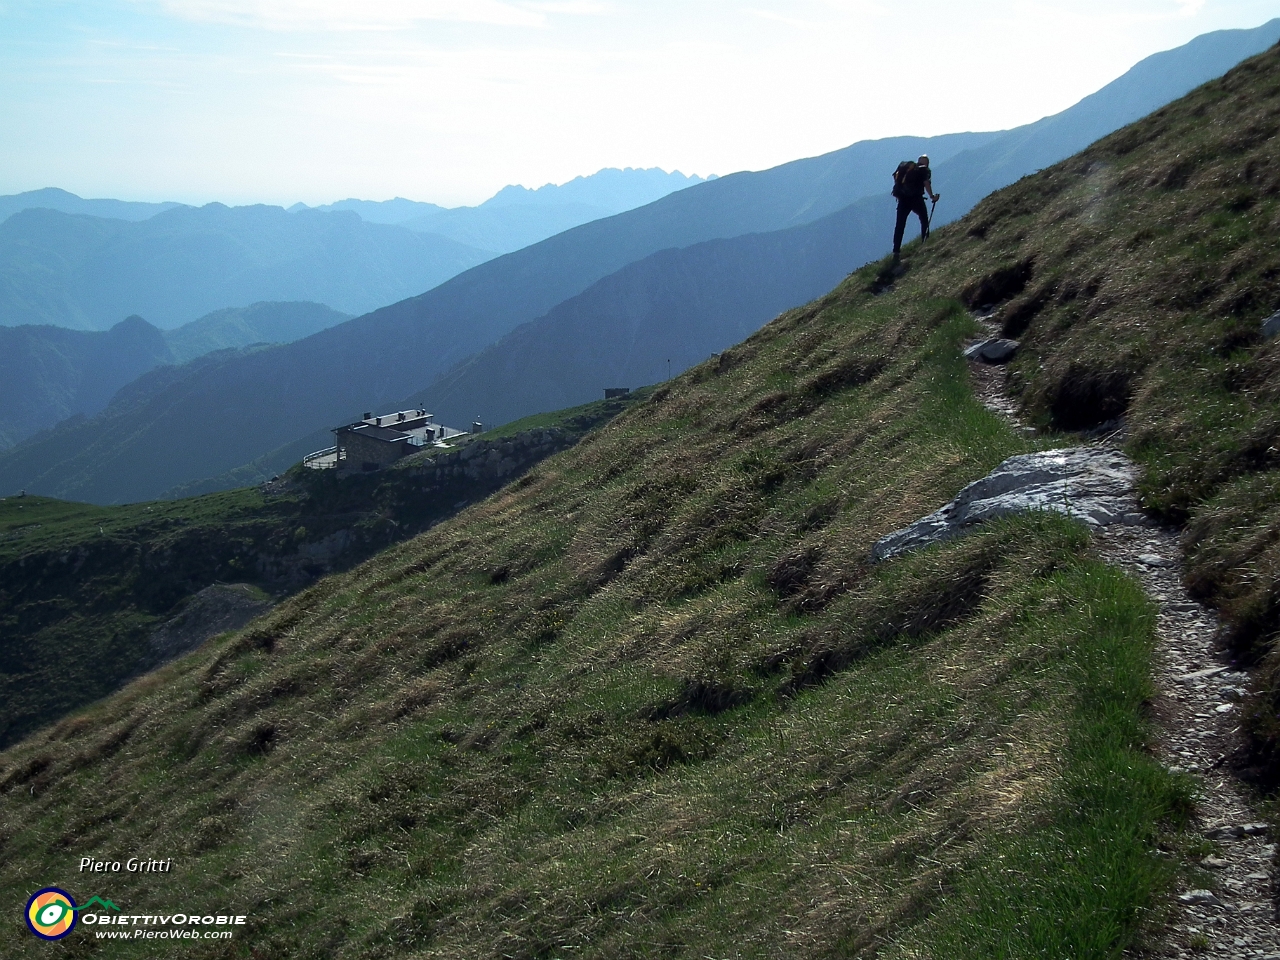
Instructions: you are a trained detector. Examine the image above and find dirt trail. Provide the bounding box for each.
[966,315,1279,959]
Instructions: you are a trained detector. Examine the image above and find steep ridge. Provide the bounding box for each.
[928,16,1280,229]
[408,203,883,427]
[7,43,1280,957]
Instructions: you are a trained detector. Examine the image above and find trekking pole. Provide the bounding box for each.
[928,196,938,228]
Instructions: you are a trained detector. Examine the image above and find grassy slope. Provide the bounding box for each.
[921,44,1280,782]
[0,253,1181,954]
[4,45,1280,958]
[0,396,633,750]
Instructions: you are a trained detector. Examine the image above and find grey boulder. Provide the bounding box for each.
[871,447,1146,561]
[1262,309,1280,340]
[963,338,1020,363]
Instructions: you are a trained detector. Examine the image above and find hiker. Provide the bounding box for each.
[892,155,940,258]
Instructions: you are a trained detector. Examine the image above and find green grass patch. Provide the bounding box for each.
[898,558,1190,958]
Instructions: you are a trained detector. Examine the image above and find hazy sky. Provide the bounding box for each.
[1,0,1276,207]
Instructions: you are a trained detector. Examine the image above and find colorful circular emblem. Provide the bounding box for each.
[26,888,77,940]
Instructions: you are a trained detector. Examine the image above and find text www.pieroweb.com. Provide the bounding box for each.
[85,913,245,940]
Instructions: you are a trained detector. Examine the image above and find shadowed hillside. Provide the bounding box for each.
[0,315,171,449]
[163,301,350,363]
[409,200,884,427]
[8,39,1280,956]
[0,303,351,452]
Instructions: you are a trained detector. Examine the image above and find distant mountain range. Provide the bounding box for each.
[0,302,347,451]
[163,300,350,363]
[297,168,711,254]
[0,129,992,503]
[0,204,489,330]
[2,18,1276,504]
[0,169,710,334]
[0,187,184,223]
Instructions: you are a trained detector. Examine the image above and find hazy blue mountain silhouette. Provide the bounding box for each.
[482,168,711,210]
[399,203,624,256]
[406,205,883,428]
[0,302,349,450]
[299,168,710,254]
[0,188,184,224]
[0,316,172,450]
[297,196,447,225]
[3,19,1276,503]
[164,301,350,363]
[0,204,492,330]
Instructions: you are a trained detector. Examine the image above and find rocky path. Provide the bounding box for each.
[1096,526,1278,958]
[962,315,1279,958]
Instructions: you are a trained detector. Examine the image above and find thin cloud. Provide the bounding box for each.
[750,9,816,28]
[749,1,884,30]
[1009,0,1214,28]
[519,0,612,13]
[140,0,545,30]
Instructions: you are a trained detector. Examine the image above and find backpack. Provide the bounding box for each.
[891,160,915,200]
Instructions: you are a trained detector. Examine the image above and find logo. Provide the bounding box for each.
[25,888,78,940]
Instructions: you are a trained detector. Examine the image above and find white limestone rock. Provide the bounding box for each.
[870,447,1145,561]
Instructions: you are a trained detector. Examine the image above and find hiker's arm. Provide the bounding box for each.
[925,176,939,202]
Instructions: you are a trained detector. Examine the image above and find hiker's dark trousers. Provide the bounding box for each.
[893,196,929,254]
